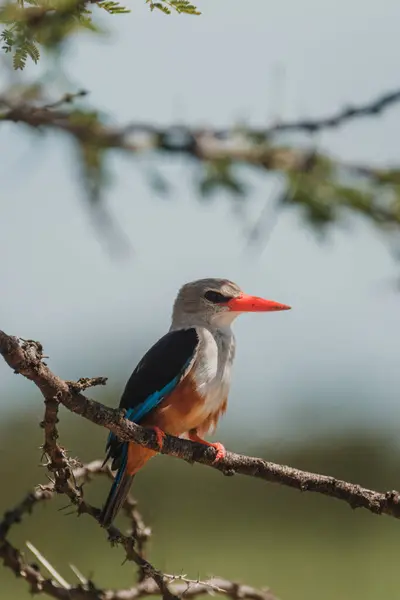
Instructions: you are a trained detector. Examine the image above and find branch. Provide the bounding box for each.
[136,577,278,600]
[3,88,400,240]
[0,461,278,600]
[42,458,169,597]
[38,404,175,600]
[266,89,400,134]
[0,459,176,599]
[0,92,308,169]
[1,329,400,521]
[1,88,400,174]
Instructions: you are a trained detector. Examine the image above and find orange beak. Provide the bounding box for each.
[226,293,291,313]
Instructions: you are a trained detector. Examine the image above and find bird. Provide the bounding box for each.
[99,278,291,527]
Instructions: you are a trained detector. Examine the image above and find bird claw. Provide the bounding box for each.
[147,426,166,451]
[209,442,226,463]
[188,431,226,463]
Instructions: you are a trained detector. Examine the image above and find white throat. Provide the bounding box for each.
[169,318,236,431]
[195,323,235,422]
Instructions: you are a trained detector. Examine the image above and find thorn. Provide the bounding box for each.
[69,564,88,585]
[58,504,73,512]
[26,541,71,589]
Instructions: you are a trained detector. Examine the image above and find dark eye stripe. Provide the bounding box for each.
[204,290,232,304]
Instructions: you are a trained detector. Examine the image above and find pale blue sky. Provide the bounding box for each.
[1,0,400,442]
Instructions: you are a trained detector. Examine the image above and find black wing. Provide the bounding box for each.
[105,328,199,469]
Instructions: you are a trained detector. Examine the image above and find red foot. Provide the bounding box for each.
[189,431,226,463]
[209,442,226,463]
[147,426,166,451]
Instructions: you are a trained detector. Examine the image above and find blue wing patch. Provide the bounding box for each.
[104,328,199,469]
[105,361,190,451]
[126,369,184,422]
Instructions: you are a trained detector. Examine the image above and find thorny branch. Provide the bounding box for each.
[1,329,400,521]
[0,459,277,600]
[2,329,400,600]
[0,333,278,600]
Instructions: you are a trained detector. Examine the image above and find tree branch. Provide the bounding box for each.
[0,458,178,599]
[1,88,400,175]
[2,86,400,136]
[1,329,400,522]
[3,88,400,241]
[0,92,310,170]
[265,88,400,134]
[0,460,278,600]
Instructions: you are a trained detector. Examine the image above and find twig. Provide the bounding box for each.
[66,376,108,392]
[49,462,166,594]
[0,463,278,600]
[265,88,400,134]
[0,487,66,597]
[40,381,76,498]
[42,90,88,111]
[161,577,278,600]
[0,486,53,540]
[0,461,175,599]
[61,458,151,554]
[38,415,173,600]
[1,329,400,521]
[121,492,152,580]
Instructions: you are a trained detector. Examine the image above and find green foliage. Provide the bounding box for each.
[1,24,40,69]
[2,0,399,248]
[0,27,14,52]
[285,154,400,231]
[97,0,130,14]
[0,0,200,69]
[199,158,247,197]
[374,168,400,185]
[14,37,40,67]
[64,109,108,201]
[146,0,200,15]
[0,0,102,68]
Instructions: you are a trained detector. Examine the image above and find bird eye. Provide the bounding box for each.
[204,290,232,304]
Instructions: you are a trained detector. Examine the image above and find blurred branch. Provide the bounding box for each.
[1,329,400,522]
[266,88,400,134]
[3,86,400,146]
[2,88,400,236]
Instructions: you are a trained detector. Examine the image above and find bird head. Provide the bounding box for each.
[171,278,291,329]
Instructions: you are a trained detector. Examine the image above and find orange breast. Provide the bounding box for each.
[125,374,228,476]
[142,373,205,436]
[195,397,228,437]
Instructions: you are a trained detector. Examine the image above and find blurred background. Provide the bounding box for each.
[1,1,400,599]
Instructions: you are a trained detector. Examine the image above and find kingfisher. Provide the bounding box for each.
[100,278,290,527]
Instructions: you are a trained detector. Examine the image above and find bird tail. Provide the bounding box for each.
[100,458,135,528]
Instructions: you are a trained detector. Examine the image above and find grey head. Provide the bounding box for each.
[170,277,291,330]
[171,278,242,330]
